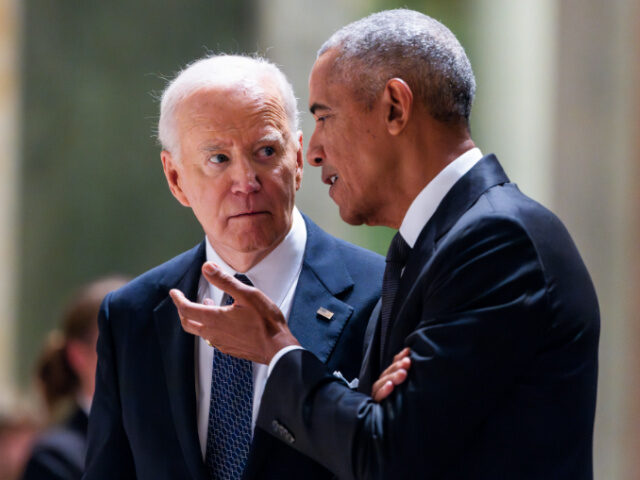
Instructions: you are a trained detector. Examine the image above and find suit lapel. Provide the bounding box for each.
[357,299,381,393]
[153,242,208,480]
[287,215,355,363]
[380,155,510,365]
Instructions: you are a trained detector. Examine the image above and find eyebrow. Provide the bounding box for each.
[202,144,227,152]
[257,133,285,144]
[309,102,331,115]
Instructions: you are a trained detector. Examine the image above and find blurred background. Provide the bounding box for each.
[0,0,637,478]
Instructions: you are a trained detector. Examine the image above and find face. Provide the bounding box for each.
[307,50,395,226]
[162,82,303,270]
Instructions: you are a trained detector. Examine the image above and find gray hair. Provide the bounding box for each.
[158,54,299,155]
[319,9,475,126]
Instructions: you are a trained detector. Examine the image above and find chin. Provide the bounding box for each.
[235,227,283,252]
[233,236,273,253]
[338,207,367,226]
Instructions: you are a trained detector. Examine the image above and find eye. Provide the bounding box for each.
[257,146,276,159]
[208,153,229,164]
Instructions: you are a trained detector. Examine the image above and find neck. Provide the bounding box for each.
[385,123,475,229]
[210,244,276,273]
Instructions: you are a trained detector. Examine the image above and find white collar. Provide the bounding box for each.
[399,148,483,248]
[202,206,307,307]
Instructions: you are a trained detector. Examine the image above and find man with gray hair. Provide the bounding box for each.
[173,9,599,479]
[83,54,384,479]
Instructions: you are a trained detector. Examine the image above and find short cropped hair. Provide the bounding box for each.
[319,9,475,126]
[158,54,299,156]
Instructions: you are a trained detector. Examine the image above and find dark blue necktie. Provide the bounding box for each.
[205,274,253,480]
[379,233,411,362]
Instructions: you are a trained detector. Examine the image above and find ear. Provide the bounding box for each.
[382,78,413,135]
[294,131,304,191]
[161,150,190,207]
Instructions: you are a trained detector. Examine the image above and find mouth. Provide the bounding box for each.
[229,210,270,219]
[322,172,339,186]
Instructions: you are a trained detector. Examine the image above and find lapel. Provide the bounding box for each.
[380,154,510,366]
[356,299,382,394]
[287,215,355,362]
[153,242,209,480]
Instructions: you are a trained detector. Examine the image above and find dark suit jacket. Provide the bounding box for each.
[22,407,88,480]
[83,215,384,480]
[258,155,600,480]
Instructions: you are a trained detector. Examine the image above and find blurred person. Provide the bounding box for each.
[0,410,38,480]
[83,55,384,480]
[173,9,600,480]
[21,276,128,480]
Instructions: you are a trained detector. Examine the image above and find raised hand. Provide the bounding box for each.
[170,262,300,364]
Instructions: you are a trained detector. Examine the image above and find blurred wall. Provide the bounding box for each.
[552,2,639,478]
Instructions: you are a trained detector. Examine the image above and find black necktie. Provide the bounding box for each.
[379,233,411,361]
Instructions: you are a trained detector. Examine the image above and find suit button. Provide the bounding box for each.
[271,419,295,444]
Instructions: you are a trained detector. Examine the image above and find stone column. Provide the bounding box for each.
[554,1,640,478]
[469,0,557,204]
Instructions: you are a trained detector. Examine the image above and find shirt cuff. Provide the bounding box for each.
[267,345,304,377]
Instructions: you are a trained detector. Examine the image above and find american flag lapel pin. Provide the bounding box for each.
[316,307,334,320]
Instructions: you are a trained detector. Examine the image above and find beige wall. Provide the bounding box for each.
[555,1,639,478]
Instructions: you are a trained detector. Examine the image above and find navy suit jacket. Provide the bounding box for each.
[258,155,600,479]
[22,407,88,480]
[83,215,384,479]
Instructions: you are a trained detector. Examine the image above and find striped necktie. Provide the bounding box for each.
[379,233,411,362]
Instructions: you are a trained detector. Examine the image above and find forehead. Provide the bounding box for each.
[309,51,337,98]
[309,50,357,112]
[176,83,290,140]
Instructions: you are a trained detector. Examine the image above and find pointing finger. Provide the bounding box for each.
[202,263,253,302]
[202,262,273,311]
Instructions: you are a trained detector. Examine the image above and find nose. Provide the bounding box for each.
[306,129,324,167]
[230,156,261,194]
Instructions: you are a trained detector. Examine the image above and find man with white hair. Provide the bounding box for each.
[173,9,600,480]
[82,54,384,479]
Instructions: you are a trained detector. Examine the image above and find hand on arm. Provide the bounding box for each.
[169,262,300,364]
[372,347,411,402]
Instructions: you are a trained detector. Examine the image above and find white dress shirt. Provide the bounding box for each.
[195,207,307,458]
[399,148,483,247]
